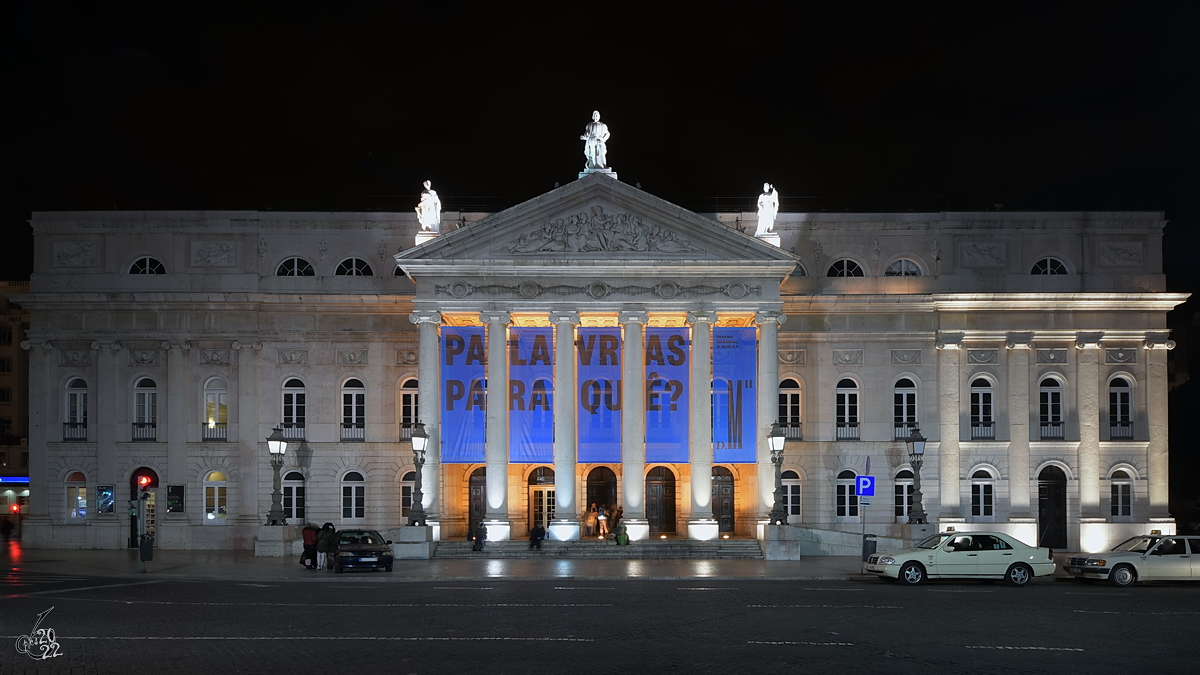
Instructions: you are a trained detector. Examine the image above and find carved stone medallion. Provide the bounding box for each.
[277,349,309,365]
[833,349,863,366]
[337,349,368,365]
[199,350,231,365]
[968,349,998,364]
[1105,348,1137,364]
[891,349,921,365]
[1037,349,1068,364]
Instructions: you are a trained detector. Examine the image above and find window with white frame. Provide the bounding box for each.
[276,257,315,276]
[400,379,419,440]
[827,259,865,277]
[894,469,914,519]
[335,258,373,276]
[781,470,802,522]
[1031,257,1068,275]
[203,470,227,524]
[203,378,228,441]
[133,378,157,441]
[778,378,802,439]
[836,469,859,519]
[342,379,366,441]
[970,469,995,521]
[282,471,306,521]
[1039,378,1064,439]
[65,378,88,440]
[65,471,87,520]
[970,378,994,439]
[885,259,922,277]
[129,256,166,274]
[893,378,917,440]
[1110,470,1132,518]
[282,378,306,440]
[835,379,859,440]
[342,471,366,522]
[401,471,416,518]
[1109,377,1133,439]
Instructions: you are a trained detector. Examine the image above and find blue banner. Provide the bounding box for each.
[577,327,622,463]
[713,327,757,463]
[645,326,690,463]
[509,327,554,463]
[441,326,487,463]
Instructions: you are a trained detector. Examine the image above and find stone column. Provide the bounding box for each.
[1005,333,1032,517]
[936,333,964,520]
[20,341,54,541]
[755,312,784,522]
[1145,334,1173,518]
[1076,332,1103,518]
[165,341,188,514]
[95,341,118,484]
[620,311,649,540]
[687,311,716,538]
[409,311,442,525]
[235,341,263,527]
[481,311,511,536]
[550,311,581,540]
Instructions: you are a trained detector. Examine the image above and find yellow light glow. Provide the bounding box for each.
[722,534,729,539]
[660,535,667,539]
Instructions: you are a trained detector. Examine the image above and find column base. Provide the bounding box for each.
[687,519,720,541]
[621,518,649,542]
[761,523,802,560]
[482,519,512,542]
[253,524,300,557]
[548,518,580,541]
[389,525,436,559]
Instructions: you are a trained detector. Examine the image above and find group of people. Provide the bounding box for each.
[585,503,622,538]
[300,522,337,570]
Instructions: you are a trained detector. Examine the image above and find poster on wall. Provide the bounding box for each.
[577,327,622,463]
[645,326,690,463]
[509,327,554,463]
[441,326,487,463]
[712,326,757,463]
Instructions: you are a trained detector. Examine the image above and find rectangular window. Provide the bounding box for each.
[66,486,87,520]
[971,483,994,519]
[836,483,859,518]
[401,483,413,518]
[0,418,11,437]
[1111,483,1132,518]
[135,391,157,424]
[342,485,365,520]
[0,329,12,344]
[0,358,11,373]
[283,485,306,520]
[204,485,227,522]
[0,387,11,403]
[895,483,914,518]
[283,392,306,426]
[783,484,802,517]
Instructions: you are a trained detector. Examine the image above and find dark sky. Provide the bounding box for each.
[3,2,1198,292]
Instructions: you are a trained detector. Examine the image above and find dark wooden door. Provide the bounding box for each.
[586,467,617,512]
[712,468,734,532]
[646,468,676,533]
[469,468,486,540]
[1038,467,1068,549]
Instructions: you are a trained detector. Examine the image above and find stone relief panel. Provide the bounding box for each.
[436,279,759,301]
[968,349,998,364]
[1097,242,1143,267]
[53,242,98,268]
[198,349,231,365]
[59,350,91,366]
[960,242,1006,268]
[779,349,806,365]
[128,349,161,366]
[191,242,237,267]
[505,206,703,255]
[396,349,418,365]
[277,349,309,365]
[891,349,921,365]
[1036,349,1068,364]
[337,349,368,365]
[1105,348,1137,364]
[832,349,863,366]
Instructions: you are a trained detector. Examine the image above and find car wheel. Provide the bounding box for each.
[898,562,925,586]
[334,565,343,574]
[1109,564,1136,587]
[1005,563,1033,587]
[385,564,393,572]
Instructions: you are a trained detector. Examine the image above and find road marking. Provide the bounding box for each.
[1063,592,1129,596]
[799,588,863,592]
[1074,609,1200,616]
[433,586,494,590]
[235,583,277,588]
[3,580,163,599]
[747,604,902,609]
[554,587,615,590]
[966,646,1083,652]
[749,641,854,646]
[678,587,737,591]
[0,635,596,642]
[41,597,611,608]
[924,589,993,593]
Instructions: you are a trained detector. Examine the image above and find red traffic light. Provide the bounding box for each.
[8,504,17,513]
[137,475,152,490]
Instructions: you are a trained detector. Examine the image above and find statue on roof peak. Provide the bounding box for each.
[755,183,779,236]
[581,110,611,170]
[415,180,441,233]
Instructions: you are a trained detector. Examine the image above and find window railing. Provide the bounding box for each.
[203,422,228,441]
[1040,422,1064,440]
[835,422,859,441]
[131,422,157,441]
[341,422,365,442]
[970,421,995,440]
[1109,422,1133,440]
[281,423,305,441]
[63,422,87,441]
[894,423,918,441]
[778,422,802,440]
[399,423,414,441]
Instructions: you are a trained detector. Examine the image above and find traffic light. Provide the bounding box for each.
[137,475,152,492]
[8,504,16,514]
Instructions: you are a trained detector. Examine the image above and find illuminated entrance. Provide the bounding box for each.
[646,466,676,533]
[528,466,555,531]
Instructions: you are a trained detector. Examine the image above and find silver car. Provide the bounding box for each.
[1064,534,1200,586]
[866,530,1056,586]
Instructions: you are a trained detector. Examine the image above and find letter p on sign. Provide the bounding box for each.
[856,476,875,497]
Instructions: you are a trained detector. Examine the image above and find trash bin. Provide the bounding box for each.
[139,534,154,562]
[861,533,877,562]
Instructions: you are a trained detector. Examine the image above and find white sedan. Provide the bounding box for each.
[866,530,1056,586]
[1064,534,1200,586]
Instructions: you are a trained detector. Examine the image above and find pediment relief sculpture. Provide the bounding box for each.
[506,206,703,255]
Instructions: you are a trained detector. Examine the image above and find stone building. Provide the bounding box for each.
[17,173,1186,553]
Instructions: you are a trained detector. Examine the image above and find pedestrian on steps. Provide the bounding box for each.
[473,521,488,551]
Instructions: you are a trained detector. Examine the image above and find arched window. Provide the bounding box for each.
[836,470,859,520]
[276,257,315,276]
[400,379,419,441]
[282,378,306,440]
[893,378,917,439]
[827,259,864,277]
[970,378,994,440]
[970,469,995,521]
[335,258,373,276]
[129,256,166,274]
[393,265,407,277]
[1031,257,1068,275]
[778,379,802,439]
[203,378,228,441]
[401,471,416,518]
[1110,469,1132,519]
[64,378,88,441]
[894,469,914,520]
[1109,377,1133,439]
[282,471,306,521]
[781,470,802,523]
[65,471,87,520]
[342,379,366,441]
[1039,378,1064,439]
[792,264,807,277]
[203,470,227,524]
[835,379,859,440]
[342,471,366,522]
[885,259,922,277]
[133,378,157,441]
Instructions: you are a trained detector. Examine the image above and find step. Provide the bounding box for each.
[432,539,765,560]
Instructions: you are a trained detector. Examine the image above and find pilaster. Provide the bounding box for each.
[1005,332,1032,517]
[409,311,442,521]
[755,311,784,518]
[481,311,511,523]
[234,341,262,524]
[936,333,963,517]
[1145,333,1174,516]
[1076,332,1102,518]
[686,311,716,536]
[619,311,648,539]
[550,310,581,540]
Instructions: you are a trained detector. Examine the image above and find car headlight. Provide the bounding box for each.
[338,551,354,557]
[1086,559,1106,567]
[878,556,895,565]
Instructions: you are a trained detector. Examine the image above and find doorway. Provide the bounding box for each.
[586,467,618,514]
[646,466,677,533]
[1037,466,1068,549]
[468,467,486,541]
[528,466,555,531]
[712,466,734,532]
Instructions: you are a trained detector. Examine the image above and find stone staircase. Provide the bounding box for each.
[432,538,765,560]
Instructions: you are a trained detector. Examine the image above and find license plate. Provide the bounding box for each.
[1066,567,1080,573]
[359,557,377,562]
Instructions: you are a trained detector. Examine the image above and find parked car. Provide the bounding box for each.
[866,530,1055,586]
[1063,534,1200,586]
[333,529,394,573]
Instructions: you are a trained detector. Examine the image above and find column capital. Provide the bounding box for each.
[619,311,649,325]
[754,311,786,326]
[686,311,717,325]
[1144,331,1176,350]
[936,332,965,350]
[1075,331,1104,349]
[231,340,261,351]
[408,311,442,326]
[479,311,511,325]
[1005,332,1034,350]
[548,310,581,325]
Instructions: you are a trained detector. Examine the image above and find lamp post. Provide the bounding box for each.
[407,422,429,526]
[766,422,788,525]
[265,427,288,526]
[906,427,928,525]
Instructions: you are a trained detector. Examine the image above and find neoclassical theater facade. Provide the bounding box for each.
[17,173,1186,553]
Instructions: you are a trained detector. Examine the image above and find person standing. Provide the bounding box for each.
[473,521,488,552]
[613,505,623,530]
[316,522,336,570]
[585,503,598,537]
[301,524,319,569]
[529,522,546,550]
[597,505,609,537]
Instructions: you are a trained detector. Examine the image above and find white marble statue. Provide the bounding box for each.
[580,110,611,170]
[755,183,779,236]
[415,180,441,232]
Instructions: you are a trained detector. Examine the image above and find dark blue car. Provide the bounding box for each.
[333,529,394,573]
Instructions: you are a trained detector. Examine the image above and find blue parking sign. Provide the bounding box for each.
[856,475,875,496]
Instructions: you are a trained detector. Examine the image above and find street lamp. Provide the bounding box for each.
[265,427,288,526]
[906,427,928,524]
[407,421,428,526]
[767,422,788,525]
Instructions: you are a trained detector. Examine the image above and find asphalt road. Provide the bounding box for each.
[2,570,1196,674]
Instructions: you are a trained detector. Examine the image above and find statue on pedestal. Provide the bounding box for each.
[581,110,611,170]
[415,180,441,233]
[755,183,779,236]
